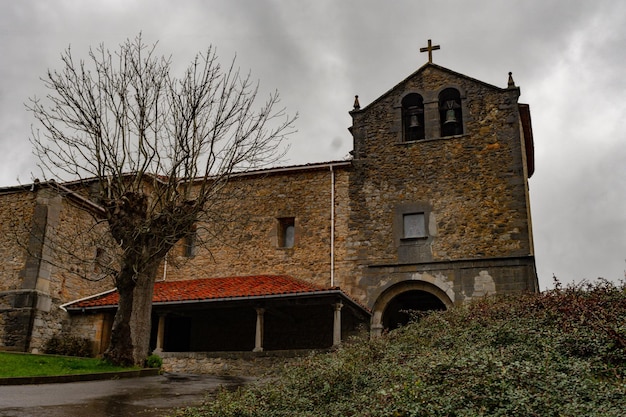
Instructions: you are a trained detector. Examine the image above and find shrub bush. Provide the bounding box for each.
[44,335,93,357]
[173,279,626,417]
[145,354,163,369]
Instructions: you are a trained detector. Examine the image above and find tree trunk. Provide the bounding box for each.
[129,262,159,364]
[104,260,159,366]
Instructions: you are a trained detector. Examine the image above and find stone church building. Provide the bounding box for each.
[0,55,538,357]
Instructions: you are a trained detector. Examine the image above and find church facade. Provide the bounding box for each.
[0,58,538,355]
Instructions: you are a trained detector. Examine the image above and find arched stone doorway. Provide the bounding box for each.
[371,279,454,336]
[382,290,446,330]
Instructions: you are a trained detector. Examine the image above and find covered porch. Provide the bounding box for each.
[65,275,370,355]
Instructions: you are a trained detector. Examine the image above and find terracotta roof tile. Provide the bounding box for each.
[67,275,327,309]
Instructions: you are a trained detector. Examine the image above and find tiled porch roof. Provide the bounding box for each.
[64,275,366,311]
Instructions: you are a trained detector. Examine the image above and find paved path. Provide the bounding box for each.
[0,373,252,417]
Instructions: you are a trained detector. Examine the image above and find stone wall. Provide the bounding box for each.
[0,187,45,351]
[0,186,113,352]
[160,166,351,290]
[0,188,36,292]
[48,197,115,301]
[27,301,70,353]
[161,350,312,376]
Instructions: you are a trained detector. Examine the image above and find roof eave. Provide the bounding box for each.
[66,289,371,315]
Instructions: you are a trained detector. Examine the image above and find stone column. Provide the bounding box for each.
[423,100,441,139]
[154,314,166,353]
[370,310,384,338]
[332,302,343,347]
[253,308,265,352]
[370,323,384,337]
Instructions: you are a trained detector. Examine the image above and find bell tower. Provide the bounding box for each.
[346,43,537,332]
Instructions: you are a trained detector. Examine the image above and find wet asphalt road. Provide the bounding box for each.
[0,373,252,417]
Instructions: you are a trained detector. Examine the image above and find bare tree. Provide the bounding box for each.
[27,35,295,366]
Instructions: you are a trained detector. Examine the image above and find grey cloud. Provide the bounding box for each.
[1,0,625,287]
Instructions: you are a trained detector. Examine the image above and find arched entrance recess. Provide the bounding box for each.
[371,280,454,336]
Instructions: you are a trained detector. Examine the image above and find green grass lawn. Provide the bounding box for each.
[0,352,136,378]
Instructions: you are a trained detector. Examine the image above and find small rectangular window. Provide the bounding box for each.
[403,213,426,239]
[184,228,197,258]
[278,217,295,248]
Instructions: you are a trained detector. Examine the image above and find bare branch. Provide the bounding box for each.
[26,34,296,365]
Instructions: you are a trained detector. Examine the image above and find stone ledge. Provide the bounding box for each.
[160,349,325,360]
[366,255,536,270]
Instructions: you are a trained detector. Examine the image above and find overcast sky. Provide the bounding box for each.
[1,0,625,289]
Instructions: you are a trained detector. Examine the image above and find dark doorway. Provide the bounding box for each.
[382,290,446,330]
[165,316,192,352]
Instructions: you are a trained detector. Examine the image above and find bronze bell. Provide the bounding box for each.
[409,113,420,128]
[444,108,457,124]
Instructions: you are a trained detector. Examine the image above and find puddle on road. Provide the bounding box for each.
[0,374,251,417]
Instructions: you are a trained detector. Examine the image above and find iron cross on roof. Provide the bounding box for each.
[420,39,441,63]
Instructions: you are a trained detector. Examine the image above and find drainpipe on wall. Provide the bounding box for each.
[161,252,168,282]
[330,165,335,287]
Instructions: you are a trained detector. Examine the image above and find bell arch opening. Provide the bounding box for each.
[382,290,446,330]
[401,93,425,141]
[439,87,463,137]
